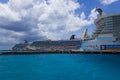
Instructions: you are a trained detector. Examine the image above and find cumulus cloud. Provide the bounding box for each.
[0,0,98,49]
[100,0,118,5]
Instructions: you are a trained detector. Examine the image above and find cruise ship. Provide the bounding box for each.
[12,8,120,51]
[12,35,81,51]
[80,8,120,51]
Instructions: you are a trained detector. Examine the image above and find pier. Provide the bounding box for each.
[0,50,120,55]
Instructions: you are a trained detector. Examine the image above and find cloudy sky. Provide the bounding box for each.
[0,0,120,49]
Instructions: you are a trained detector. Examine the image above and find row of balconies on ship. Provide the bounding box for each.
[92,28,113,37]
[94,13,120,24]
[12,45,80,51]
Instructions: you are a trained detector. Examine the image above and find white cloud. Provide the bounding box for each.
[0,0,98,49]
[0,3,20,22]
[100,0,118,5]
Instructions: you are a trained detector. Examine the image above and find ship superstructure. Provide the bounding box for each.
[80,8,120,51]
[28,40,81,51]
[12,43,29,51]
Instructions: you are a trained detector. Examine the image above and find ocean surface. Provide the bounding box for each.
[0,54,120,80]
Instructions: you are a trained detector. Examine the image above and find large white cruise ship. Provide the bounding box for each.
[80,8,120,51]
[12,35,81,51]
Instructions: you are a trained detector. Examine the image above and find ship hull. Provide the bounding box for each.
[80,40,120,51]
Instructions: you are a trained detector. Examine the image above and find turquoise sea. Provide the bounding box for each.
[0,54,120,80]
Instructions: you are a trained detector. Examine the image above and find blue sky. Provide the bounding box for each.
[0,0,120,49]
[0,0,8,3]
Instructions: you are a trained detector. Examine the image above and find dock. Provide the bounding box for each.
[0,50,120,55]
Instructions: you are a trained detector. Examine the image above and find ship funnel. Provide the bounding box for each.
[70,34,75,40]
[95,7,103,16]
[24,40,28,44]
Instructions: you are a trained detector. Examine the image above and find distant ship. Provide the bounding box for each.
[80,7,120,51]
[12,35,81,51]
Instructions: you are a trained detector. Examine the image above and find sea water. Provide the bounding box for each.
[0,54,120,80]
